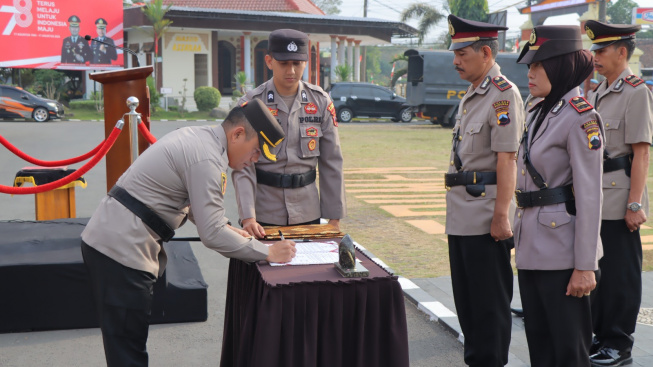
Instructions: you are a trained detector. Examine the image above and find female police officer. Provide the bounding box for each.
[513,26,603,366]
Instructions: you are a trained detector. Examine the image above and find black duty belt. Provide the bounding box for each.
[108,185,175,242]
[444,171,497,198]
[256,168,317,189]
[604,154,632,177]
[444,171,497,187]
[515,184,574,209]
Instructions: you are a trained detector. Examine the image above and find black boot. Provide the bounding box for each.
[590,347,632,367]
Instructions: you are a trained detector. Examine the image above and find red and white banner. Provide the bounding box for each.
[0,0,123,70]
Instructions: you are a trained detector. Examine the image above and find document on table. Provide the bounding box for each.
[269,241,339,266]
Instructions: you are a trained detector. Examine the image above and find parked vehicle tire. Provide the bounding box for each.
[399,107,413,123]
[440,106,457,128]
[32,107,50,122]
[338,108,353,123]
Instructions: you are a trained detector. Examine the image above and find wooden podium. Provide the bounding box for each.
[89,66,153,192]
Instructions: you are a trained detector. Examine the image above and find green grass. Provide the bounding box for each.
[64,107,215,121]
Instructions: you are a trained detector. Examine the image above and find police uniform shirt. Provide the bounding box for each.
[591,68,653,219]
[514,88,604,271]
[445,63,525,236]
[61,36,90,64]
[91,37,118,64]
[81,126,269,276]
[233,79,346,225]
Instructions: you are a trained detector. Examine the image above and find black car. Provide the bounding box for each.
[328,82,413,123]
[0,85,64,122]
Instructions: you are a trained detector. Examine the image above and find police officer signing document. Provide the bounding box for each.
[81,100,297,367]
[585,21,653,367]
[444,15,524,367]
[234,29,345,237]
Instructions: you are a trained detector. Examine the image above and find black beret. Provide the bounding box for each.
[268,29,308,61]
[241,99,285,162]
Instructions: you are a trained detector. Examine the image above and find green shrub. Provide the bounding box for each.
[146,76,160,112]
[70,99,101,111]
[194,86,221,111]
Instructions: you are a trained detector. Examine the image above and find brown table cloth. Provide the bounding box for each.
[220,239,409,367]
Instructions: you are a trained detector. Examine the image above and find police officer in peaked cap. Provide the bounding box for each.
[584,20,653,367]
[515,25,603,366]
[81,99,295,366]
[445,14,524,367]
[233,29,346,238]
[91,18,118,65]
[61,15,90,64]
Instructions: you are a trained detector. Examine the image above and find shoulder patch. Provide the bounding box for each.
[327,102,338,127]
[491,76,512,91]
[221,172,227,195]
[492,100,511,126]
[625,75,644,87]
[569,96,593,114]
[584,124,602,151]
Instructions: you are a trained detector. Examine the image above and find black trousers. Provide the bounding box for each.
[448,234,513,367]
[258,218,321,227]
[518,269,594,367]
[81,241,157,367]
[592,219,642,352]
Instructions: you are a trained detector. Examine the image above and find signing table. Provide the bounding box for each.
[219,238,409,367]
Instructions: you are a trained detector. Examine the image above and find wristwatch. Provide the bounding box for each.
[627,202,642,212]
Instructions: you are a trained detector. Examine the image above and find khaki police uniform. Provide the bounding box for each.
[514,25,603,367]
[587,52,653,359]
[233,80,346,225]
[444,14,523,367]
[81,99,285,367]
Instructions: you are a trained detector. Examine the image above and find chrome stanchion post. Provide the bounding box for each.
[125,96,141,163]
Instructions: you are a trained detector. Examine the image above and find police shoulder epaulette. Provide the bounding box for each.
[569,96,593,114]
[491,76,512,91]
[624,75,644,87]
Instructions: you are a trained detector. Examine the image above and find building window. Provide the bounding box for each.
[195,54,208,88]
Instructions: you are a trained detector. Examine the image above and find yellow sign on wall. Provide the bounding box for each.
[165,33,209,52]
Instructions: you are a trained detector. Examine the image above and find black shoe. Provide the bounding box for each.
[590,347,632,366]
[589,336,602,356]
[510,307,524,318]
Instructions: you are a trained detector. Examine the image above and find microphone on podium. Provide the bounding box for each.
[85,35,141,67]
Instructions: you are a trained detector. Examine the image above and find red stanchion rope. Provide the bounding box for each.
[0,126,123,195]
[0,133,106,167]
[138,122,157,144]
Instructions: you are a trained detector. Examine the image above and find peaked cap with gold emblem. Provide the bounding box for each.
[95,18,108,29]
[517,25,583,64]
[268,29,308,61]
[68,15,80,27]
[447,14,508,51]
[584,20,640,51]
[240,99,285,162]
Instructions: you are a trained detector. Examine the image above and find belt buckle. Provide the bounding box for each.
[280,174,292,188]
[515,189,523,209]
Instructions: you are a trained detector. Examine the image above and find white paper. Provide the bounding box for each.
[269,241,339,266]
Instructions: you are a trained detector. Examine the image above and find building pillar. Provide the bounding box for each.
[338,36,346,67]
[354,40,361,82]
[243,32,252,87]
[330,35,337,84]
[347,38,354,73]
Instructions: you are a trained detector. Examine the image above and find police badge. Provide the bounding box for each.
[287,41,298,52]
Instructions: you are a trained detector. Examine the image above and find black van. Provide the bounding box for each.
[0,85,64,122]
[328,82,413,123]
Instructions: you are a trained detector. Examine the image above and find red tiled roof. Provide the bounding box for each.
[160,0,325,15]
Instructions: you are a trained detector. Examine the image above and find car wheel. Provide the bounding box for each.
[338,108,353,123]
[399,107,413,123]
[33,107,49,122]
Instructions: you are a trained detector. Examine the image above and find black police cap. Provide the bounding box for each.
[517,25,583,64]
[585,20,641,51]
[448,14,508,51]
[268,29,308,61]
[240,99,285,162]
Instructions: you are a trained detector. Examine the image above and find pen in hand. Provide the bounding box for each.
[278,230,285,241]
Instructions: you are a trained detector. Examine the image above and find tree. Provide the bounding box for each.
[606,0,638,24]
[33,70,66,100]
[448,0,489,22]
[400,3,446,45]
[389,54,408,88]
[365,47,381,83]
[313,0,342,15]
[140,0,173,86]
